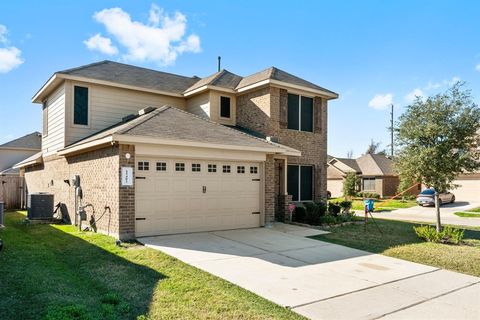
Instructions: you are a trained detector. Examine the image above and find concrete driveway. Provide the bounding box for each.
[140,224,480,320]
[372,201,480,227]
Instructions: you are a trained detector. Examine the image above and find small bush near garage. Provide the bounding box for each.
[414,225,465,245]
[357,191,380,199]
[328,202,341,216]
[293,201,355,226]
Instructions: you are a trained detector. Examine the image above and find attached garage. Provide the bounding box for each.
[452,175,480,203]
[135,157,262,236]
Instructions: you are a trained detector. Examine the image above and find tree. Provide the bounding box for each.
[395,83,480,232]
[346,150,354,159]
[343,172,360,199]
[365,139,386,155]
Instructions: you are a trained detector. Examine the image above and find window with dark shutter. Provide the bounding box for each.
[74,86,89,125]
[220,96,231,118]
[301,96,313,132]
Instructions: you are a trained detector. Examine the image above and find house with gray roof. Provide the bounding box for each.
[16,60,337,240]
[0,132,41,175]
[327,153,417,198]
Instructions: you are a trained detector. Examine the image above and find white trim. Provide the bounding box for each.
[113,134,289,154]
[183,84,236,97]
[32,74,59,103]
[237,78,338,99]
[57,136,113,155]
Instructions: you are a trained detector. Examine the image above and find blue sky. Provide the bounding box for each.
[0,0,479,157]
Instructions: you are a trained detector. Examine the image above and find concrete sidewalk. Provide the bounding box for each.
[140,224,480,320]
[372,201,480,227]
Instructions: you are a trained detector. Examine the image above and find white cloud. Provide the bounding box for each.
[88,5,201,65]
[0,47,23,73]
[476,64,480,72]
[405,88,424,103]
[84,33,118,55]
[0,25,23,73]
[368,93,393,110]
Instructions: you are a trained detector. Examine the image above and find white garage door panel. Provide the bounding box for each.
[135,158,261,236]
[453,179,480,202]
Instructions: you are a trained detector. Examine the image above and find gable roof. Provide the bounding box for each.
[60,106,300,156]
[58,60,199,94]
[0,132,41,150]
[235,67,338,96]
[355,154,396,176]
[33,61,338,103]
[329,157,361,173]
[184,69,242,93]
[328,154,396,177]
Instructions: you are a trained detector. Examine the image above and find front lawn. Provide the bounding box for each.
[330,197,417,212]
[0,211,304,320]
[310,219,480,277]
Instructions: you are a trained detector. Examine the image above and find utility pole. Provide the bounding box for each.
[390,104,394,157]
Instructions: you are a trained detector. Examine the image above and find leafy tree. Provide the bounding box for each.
[395,83,480,232]
[343,172,360,199]
[346,150,354,159]
[365,139,386,155]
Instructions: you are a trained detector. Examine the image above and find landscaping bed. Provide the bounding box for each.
[310,218,480,277]
[0,211,304,320]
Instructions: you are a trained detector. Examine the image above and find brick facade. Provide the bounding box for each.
[24,144,136,240]
[264,154,276,224]
[237,86,329,215]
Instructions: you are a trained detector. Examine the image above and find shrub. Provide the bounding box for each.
[343,172,360,198]
[413,225,464,244]
[339,200,352,213]
[357,191,380,199]
[320,215,337,225]
[304,202,320,225]
[293,206,306,222]
[315,201,328,216]
[328,202,341,216]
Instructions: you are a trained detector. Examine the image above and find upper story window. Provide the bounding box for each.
[42,101,48,136]
[73,86,89,126]
[220,96,231,118]
[287,93,313,132]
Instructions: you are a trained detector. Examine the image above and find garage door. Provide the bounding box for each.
[452,179,480,202]
[135,158,262,237]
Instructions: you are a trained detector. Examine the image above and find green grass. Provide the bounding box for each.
[0,211,304,320]
[454,211,480,218]
[331,197,417,212]
[310,219,480,277]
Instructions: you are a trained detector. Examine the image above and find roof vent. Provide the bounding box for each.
[266,136,279,143]
[138,106,156,116]
[122,114,136,122]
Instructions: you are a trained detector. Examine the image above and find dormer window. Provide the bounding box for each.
[74,86,89,126]
[220,96,231,118]
[287,93,313,132]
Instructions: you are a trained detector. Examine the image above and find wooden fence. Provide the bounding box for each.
[0,175,25,209]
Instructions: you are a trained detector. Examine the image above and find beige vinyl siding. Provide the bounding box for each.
[42,84,66,156]
[186,91,210,118]
[64,80,186,146]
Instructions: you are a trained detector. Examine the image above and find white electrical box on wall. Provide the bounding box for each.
[121,167,133,187]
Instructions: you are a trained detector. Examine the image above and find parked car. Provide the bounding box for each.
[416,188,455,206]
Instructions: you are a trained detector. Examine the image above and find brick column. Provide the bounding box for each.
[277,194,293,222]
[118,144,135,240]
[264,154,276,224]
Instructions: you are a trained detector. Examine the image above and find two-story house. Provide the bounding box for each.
[16,61,338,240]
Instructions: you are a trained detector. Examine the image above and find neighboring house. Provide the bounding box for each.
[0,132,41,209]
[0,132,41,174]
[327,153,418,198]
[15,60,338,240]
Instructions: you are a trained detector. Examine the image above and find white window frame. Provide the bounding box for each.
[288,93,314,133]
